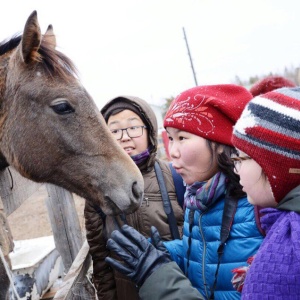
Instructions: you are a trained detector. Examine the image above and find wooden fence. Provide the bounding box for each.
[0,167,96,300]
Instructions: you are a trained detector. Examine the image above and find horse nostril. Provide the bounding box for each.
[132,181,142,199]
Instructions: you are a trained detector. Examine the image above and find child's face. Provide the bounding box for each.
[233,150,276,207]
[108,110,148,157]
[166,127,218,185]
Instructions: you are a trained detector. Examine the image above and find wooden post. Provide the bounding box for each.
[0,168,93,298]
[53,241,95,300]
[45,184,83,272]
[0,167,42,216]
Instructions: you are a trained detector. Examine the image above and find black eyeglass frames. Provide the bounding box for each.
[110,125,147,140]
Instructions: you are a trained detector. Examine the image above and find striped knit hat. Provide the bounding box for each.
[232,87,300,203]
[164,84,253,146]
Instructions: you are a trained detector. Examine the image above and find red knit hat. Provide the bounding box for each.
[163,84,253,146]
[249,76,296,97]
[232,87,300,203]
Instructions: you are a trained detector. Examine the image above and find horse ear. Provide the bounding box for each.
[44,24,56,49]
[20,10,42,64]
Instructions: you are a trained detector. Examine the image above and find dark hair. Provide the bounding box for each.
[107,108,125,118]
[206,141,246,200]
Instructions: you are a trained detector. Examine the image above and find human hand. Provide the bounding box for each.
[105,224,171,287]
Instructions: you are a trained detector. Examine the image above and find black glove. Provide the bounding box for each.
[150,226,171,258]
[105,224,171,287]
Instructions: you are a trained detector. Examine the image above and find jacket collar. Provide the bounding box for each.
[276,185,300,212]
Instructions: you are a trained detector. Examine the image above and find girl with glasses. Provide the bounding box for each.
[84,95,184,300]
[232,87,300,299]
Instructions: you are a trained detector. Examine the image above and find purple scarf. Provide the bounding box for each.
[131,147,151,165]
[242,208,300,299]
[184,172,227,211]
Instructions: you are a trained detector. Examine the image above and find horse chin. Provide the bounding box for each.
[102,195,141,216]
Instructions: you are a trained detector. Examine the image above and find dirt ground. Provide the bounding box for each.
[7,185,86,240]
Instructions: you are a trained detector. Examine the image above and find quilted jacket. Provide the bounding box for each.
[164,195,264,299]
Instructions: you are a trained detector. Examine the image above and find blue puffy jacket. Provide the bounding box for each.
[165,195,264,300]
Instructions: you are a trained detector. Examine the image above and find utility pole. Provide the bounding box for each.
[182,27,198,86]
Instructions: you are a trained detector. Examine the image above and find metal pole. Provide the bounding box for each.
[182,27,198,86]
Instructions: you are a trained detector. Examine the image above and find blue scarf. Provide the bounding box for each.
[184,172,227,211]
[131,147,151,165]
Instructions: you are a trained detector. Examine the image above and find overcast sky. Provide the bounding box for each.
[2,0,300,109]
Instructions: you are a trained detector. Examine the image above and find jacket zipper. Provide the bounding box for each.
[133,197,149,233]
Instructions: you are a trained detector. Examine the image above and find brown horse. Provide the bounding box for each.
[0,11,144,299]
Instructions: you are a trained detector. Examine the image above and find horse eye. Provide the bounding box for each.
[51,101,75,115]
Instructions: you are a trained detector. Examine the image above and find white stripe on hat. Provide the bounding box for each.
[252,96,300,121]
[233,106,256,135]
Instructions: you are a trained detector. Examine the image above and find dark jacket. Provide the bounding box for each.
[84,96,184,300]
[165,196,264,299]
[140,262,204,300]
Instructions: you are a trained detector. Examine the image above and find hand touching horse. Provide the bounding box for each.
[0,11,143,299]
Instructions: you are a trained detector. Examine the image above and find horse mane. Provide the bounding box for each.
[0,34,78,80]
[0,35,22,55]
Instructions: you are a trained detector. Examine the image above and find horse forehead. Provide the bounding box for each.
[20,68,82,93]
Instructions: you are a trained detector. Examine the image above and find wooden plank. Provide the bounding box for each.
[45,184,83,271]
[42,288,58,299]
[0,169,90,298]
[0,167,42,216]
[53,240,95,300]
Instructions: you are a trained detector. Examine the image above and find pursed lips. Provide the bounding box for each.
[173,165,183,174]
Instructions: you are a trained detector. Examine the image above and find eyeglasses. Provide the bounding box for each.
[110,125,147,140]
[231,155,252,172]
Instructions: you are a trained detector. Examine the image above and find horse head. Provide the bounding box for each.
[0,11,144,215]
